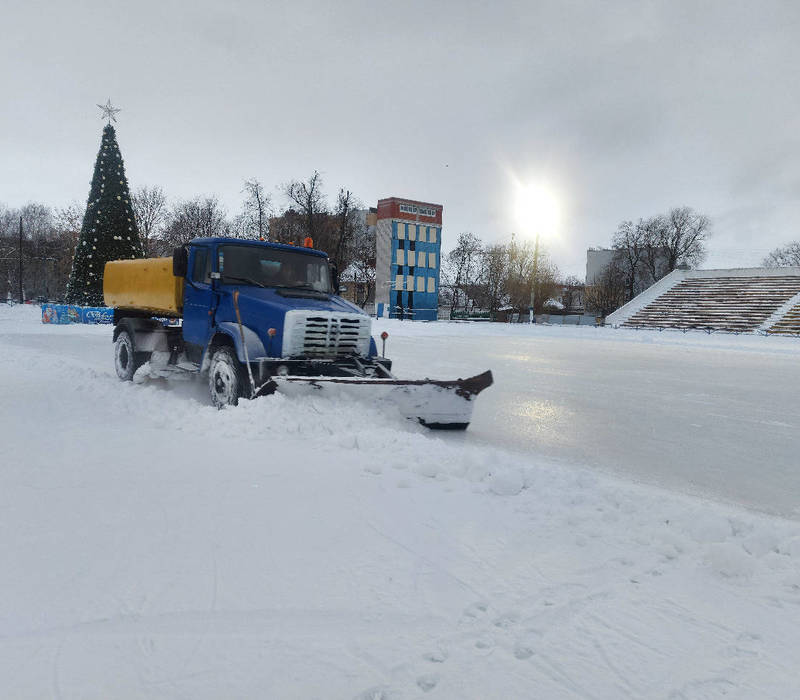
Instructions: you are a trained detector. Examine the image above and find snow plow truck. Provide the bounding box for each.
[103,237,492,429]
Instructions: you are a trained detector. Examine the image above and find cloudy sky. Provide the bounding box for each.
[2,0,798,277]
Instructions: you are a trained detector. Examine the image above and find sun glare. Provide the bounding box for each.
[514,183,560,239]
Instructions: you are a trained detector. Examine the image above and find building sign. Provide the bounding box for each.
[399,203,437,217]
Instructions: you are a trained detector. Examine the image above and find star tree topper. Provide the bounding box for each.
[97,98,121,124]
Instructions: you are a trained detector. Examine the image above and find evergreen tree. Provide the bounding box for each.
[66,124,143,305]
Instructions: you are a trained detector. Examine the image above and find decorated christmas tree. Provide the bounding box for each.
[65,101,144,305]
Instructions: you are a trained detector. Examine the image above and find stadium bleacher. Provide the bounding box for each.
[611,270,800,333]
[768,302,800,335]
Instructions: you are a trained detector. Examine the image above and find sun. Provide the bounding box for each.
[514,183,560,239]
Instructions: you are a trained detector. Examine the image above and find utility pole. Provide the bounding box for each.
[18,216,23,304]
[529,232,540,324]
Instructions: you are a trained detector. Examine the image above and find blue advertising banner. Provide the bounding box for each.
[80,306,114,324]
[41,304,113,325]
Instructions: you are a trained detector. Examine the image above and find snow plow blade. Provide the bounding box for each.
[259,370,493,430]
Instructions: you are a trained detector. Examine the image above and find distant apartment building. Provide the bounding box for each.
[585,246,674,314]
[586,246,672,288]
[585,248,618,285]
[375,197,442,321]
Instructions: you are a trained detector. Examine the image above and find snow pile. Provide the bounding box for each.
[2,305,800,698]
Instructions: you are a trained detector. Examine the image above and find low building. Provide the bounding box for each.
[559,281,585,312]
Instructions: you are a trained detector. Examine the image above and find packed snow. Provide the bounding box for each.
[2,304,800,699]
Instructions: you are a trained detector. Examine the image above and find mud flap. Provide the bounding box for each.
[257,370,493,430]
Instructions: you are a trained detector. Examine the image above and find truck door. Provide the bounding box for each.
[182,245,214,354]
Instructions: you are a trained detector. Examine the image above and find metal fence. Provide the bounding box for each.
[610,323,800,338]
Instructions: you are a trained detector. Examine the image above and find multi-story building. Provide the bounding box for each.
[586,247,672,290]
[374,197,442,321]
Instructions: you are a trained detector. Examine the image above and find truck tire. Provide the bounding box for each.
[114,330,144,381]
[208,346,245,408]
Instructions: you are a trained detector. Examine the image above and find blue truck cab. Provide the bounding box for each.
[112,237,391,407]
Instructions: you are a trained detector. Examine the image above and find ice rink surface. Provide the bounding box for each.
[378,319,800,517]
[2,305,800,699]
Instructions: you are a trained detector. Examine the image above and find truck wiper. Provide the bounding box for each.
[273,284,327,293]
[224,275,267,288]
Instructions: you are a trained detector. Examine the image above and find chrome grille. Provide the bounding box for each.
[282,310,371,358]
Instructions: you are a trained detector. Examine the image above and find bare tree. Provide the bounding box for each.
[0,203,18,300]
[560,274,584,311]
[50,204,84,298]
[659,206,710,271]
[328,189,369,272]
[505,234,560,314]
[763,242,800,267]
[504,234,533,312]
[284,171,325,243]
[332,189,354,268]
[0,202,77,301]
[443,232,483,312]
[612,219,648,301]
[345,212,375,307]
[609,207,708,298]
[160,196,228,251]
[131,185,167,256]
[54,204,83,243]
[269,208,308,246]
[639,215,669,282]
[234,178,271,240]
[478,244,508,312]
[532,255,561,314]
[584,259,627,317]
[19,203,54,300]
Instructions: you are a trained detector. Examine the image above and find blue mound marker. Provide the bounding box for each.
[41,303,114,325]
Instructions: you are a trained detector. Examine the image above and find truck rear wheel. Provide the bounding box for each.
[208,346,245,408]
[115,330,144,381]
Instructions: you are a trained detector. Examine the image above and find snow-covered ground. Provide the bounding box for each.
[2,304,800,699]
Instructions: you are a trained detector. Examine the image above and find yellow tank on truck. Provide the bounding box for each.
[103,257,184,317]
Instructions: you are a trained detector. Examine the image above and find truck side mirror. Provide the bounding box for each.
[173,247,188,277]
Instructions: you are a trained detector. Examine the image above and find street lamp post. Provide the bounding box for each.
[529,232,540,324]
[515,182,559,325]
[18,217,23,304]
[42,257,56,301]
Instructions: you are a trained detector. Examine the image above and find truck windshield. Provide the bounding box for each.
[218,245,332,294]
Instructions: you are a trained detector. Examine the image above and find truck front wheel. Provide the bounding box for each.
[115,330,144,381]
[208,346,244,408]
